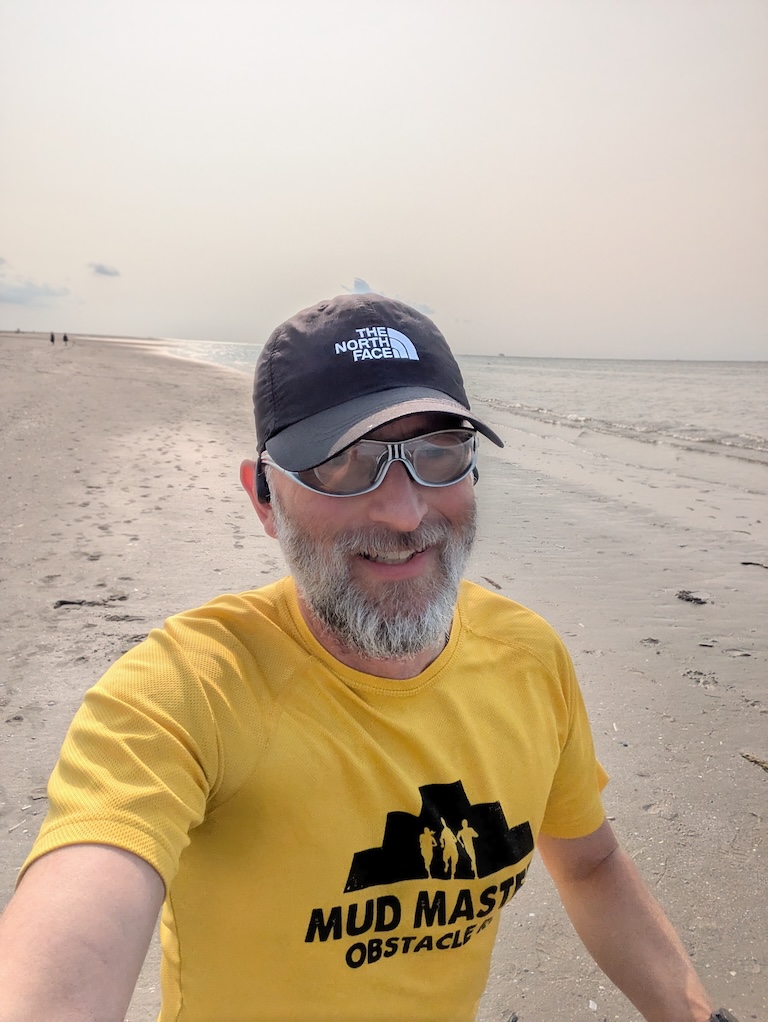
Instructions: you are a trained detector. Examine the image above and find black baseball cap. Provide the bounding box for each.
[254,293,504,472]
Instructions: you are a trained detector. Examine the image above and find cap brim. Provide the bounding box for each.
[265,386,504,471]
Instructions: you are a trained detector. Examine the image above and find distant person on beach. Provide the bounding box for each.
[62,333,68,345]
[49,332,54,345]
[0,295,733,1022]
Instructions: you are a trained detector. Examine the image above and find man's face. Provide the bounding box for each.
[260,413,477,661]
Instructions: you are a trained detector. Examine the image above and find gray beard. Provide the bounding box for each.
[270,491,476,662]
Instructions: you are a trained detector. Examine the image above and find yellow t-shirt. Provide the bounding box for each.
[23,578,607,1022]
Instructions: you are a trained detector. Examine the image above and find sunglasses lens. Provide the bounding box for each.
[297,430,476,496]
[409,431,475,484]
[300,444,386,495]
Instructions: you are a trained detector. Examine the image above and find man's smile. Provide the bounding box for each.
[359,546,428,565]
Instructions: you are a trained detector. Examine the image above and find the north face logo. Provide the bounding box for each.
[334,326,420,363]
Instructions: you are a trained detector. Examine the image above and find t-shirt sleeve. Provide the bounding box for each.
[19,625,223,890]
[539,639,608,839]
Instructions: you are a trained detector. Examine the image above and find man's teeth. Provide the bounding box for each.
[361,549,421,564]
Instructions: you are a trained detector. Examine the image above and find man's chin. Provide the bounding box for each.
[347,571,448,617]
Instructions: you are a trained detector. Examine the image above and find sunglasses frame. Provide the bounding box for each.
[260,428,478,498]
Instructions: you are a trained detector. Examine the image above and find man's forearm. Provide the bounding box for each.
[0,845,163,1022]
[551,843,712,1022]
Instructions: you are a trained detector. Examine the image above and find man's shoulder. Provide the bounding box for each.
[459,578,557,633]
[165,576,293,636]
[117,577,299,673]
[97,576,301,703]
[458,579,570,670]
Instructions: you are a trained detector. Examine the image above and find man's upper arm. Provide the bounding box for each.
[537,816,619,883]
[0,843,164,1022]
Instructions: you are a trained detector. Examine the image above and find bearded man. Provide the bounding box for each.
[0,295,732,1022]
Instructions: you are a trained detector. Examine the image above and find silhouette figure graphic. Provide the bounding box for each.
[440,818,459,879]
[457,819,479,878]
[418,827,437,877]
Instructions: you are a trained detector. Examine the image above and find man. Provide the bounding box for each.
[0,295,734,1021]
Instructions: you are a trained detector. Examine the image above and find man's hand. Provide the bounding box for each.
[0,844,164,1022]
[538,818,714,1022]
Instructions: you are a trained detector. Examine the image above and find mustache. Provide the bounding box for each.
[331,520,454,557]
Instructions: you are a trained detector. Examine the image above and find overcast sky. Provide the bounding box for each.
[1,0,766,358]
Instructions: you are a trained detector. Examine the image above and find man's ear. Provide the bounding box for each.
[239,460,278,538]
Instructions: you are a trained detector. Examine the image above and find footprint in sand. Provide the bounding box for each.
[683,669,718,688]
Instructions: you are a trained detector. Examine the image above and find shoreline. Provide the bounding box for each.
[0,332,765,1020]
[8,328,768,363]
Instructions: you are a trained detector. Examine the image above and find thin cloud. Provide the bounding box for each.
[341,277,380,295]
[89,262,120,277]
[405,300,435,316]
[341,279,435,317]
[0,266,68,307]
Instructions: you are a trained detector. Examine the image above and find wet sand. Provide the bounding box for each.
[1,332,765,1021]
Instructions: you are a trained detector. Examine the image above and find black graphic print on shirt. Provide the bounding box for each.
[345,779,534,892]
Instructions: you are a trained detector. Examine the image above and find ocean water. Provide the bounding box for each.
[160,338,263,378]
[158,338,768,470]
[459,355,768,467]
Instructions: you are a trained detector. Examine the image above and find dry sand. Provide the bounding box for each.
[0,332,765,1021]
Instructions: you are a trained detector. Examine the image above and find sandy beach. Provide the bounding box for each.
[0,333,765,1021]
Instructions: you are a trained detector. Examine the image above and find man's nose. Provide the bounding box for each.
[365,460,429,532]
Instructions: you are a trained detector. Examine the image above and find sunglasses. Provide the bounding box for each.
[260,428,478,497]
